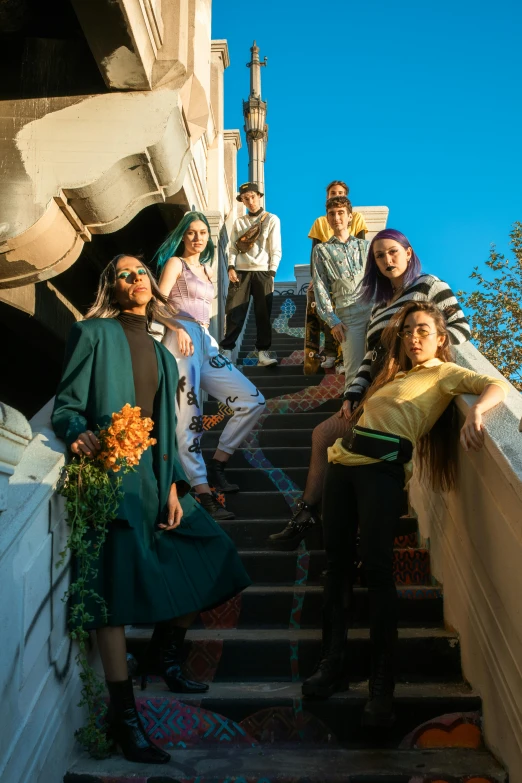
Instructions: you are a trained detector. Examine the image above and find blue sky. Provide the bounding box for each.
[212,0,522,295]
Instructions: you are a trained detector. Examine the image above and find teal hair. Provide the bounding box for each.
[154,211,215,270]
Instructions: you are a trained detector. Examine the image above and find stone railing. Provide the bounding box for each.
[409,342,522,781]
[0,401,83,783]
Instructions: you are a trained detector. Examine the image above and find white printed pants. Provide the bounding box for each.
[163,319,266,486]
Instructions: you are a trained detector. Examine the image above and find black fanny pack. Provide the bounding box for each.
[341,425,413,464]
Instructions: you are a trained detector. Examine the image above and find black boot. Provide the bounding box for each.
[206,458,239,493]
[106,678,170,764]
[197,490,235,520]
[141,623,209,694]
[268,499,322,551]
[301,608,349,698]
[362,632,397,727]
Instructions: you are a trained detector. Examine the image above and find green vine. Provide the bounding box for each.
[56,405,156,758]
[58,456,125,759]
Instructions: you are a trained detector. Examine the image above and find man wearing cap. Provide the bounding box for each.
[220,183,282,367]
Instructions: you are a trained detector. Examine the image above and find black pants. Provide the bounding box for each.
[220,270,273,351]
[322,461,405,645]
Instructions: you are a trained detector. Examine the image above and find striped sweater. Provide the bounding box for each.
[344,274,471,402]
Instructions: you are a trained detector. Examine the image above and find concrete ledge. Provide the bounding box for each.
[409,344,522,781]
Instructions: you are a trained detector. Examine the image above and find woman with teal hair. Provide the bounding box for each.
[156,211,266,520]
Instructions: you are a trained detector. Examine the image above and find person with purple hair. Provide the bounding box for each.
[268,228,471,551]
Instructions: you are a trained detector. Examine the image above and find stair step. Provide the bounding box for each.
[203,412,332,433]
[211,386,325,400]
[203,428,314,448]
[212,466,309,489]
[66,747,506,782]
[236,376,325,388]
[237,549,432,586]
[127,627,462,683]
[203,399,341,414]
[219,518,418,548]
[194,584,443,628]
[106,681,479,750]
[202,446,312,467]
[241,365,310,376]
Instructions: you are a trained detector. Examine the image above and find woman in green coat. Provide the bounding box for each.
[52,254,251,765]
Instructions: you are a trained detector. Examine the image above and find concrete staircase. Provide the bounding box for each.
[64,295,507,782]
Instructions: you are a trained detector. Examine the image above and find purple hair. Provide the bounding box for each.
[361,229,422,304]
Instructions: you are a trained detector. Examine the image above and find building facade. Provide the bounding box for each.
[0,0,241,417]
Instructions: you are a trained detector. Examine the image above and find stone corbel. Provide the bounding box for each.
[0,403,32,512]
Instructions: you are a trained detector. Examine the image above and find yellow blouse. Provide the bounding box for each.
[328,359,509,480]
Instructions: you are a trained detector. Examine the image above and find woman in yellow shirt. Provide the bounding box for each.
[301,301,509,728]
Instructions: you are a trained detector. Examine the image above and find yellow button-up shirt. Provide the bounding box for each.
[328,359,509,481]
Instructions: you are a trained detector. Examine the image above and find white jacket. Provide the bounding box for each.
[228,212,282,273]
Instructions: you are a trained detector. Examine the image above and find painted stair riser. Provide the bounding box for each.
[95,690,483,751]
[219,520,418,548]
[210,387,332,400]
[190,587,444,629]
[203,399,342,415]
[203,429,314,448]
[237,549,433,586]
[205,413,334,432]
[127,634,463,683]
[202,447,313,467]
[208,467,309,490]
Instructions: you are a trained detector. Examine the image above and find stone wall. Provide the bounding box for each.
[0,401,84,783]
[409,343,522,782]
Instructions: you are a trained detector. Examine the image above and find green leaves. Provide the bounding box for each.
[58,455,126,758]
[458,222,522,392]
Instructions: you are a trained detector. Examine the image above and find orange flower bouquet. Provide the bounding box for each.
[58,404,156,757]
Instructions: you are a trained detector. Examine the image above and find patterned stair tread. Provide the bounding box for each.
[66,747,506,782]
[224,520,419,548]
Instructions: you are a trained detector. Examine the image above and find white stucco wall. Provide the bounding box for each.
[409,343,522,782]
[0,401,84,783]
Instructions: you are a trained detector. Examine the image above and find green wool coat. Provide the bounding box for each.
[52,318,250,627]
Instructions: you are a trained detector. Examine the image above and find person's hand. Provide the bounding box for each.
[159,484,183,530]
[338,400,353,419]
[460,406,485,452]
[228,268,239,284]
[71,431,100,458]
[331,323,347,343]
[176,328,194,357]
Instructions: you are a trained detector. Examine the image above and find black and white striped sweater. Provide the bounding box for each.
[344,274,471,402]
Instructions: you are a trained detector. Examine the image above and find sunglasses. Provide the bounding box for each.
[398,328,437,340]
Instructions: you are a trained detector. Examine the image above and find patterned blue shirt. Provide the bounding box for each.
[312,235,370,328]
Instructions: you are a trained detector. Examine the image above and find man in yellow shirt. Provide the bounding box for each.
[306,181,368,371]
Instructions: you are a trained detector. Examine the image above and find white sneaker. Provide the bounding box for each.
[320,356,336,369]
[258,350,278,366]
[220,349,234,363]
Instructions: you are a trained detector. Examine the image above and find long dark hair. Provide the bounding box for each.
[354,301,459,492]
[154,211,215,271]
[85,254,175,331]
[361,229,422,304]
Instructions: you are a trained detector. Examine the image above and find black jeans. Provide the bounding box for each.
[220,270,274,351]
[322,461,405,645]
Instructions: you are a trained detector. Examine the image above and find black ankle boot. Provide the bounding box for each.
[106,678,170,764]
[362,633,397,727]
[302,609,349,699]
[197,491,235,520]
[141,623,209,694]
[206,458,239,493]
[268,499,321,551]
